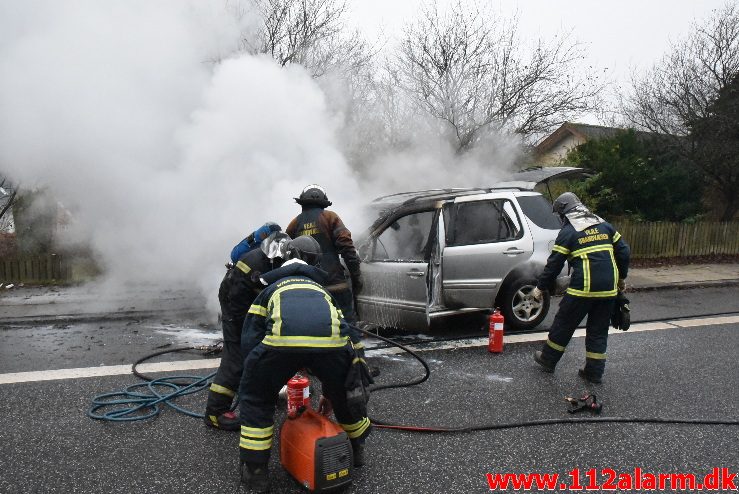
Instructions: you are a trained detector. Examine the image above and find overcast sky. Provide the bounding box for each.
[346,0,728,122]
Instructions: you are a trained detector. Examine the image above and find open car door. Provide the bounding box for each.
[355,208,437,331]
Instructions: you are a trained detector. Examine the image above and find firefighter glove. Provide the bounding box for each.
[344,353,374,418]
[317,395,333,416]
[351,273,364,294]
[617,278,626,291]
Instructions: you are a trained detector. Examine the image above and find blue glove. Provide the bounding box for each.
[253,222,281,243]
[230,222,282,263]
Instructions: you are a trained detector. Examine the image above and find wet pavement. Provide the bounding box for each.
[1,269,738,493]
[2,286,739,374]
[0,315,737,493]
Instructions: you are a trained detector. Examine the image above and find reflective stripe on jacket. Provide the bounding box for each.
[241,262,354,356]
[538,221,630,298]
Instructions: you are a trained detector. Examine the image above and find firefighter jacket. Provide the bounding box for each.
[537,220,630,298]
[286,207,361,288]
[219,248,275,321]
[241,260,362,357]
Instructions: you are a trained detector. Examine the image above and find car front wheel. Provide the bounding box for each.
[500,277,550,331]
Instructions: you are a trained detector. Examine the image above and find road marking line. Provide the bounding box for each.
[0,359,220,385]
[368,317,728,356]
[669,315,739,328]
[0,314,736,384]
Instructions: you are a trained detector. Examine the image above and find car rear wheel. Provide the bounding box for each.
[500,277,550,331]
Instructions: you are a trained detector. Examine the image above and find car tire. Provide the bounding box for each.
[500,277,550,331]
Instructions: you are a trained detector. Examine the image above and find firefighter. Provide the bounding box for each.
[204,229,291,430]
[237,236,372,493]
[286,184,362,324]
[532,192,630,383]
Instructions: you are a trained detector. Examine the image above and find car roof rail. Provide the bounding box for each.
[370,188,470,203]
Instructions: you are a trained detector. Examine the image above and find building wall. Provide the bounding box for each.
[537,134,586,165]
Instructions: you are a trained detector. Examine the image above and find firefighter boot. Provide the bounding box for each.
[241,462,270,493]
[533,351,555,373]
[579,356,605,384]
[204,410,240,431]
[578,369,602,384]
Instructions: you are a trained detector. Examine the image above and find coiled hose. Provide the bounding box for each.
[87,345,220,422]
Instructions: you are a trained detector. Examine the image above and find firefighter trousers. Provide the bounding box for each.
[205,316,245,416]
[539,294,615,378]
[238,344,372,464]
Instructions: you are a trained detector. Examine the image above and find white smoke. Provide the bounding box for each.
[0,0,523,317]
[0,1,361,310]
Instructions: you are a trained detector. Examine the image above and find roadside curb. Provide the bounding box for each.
[627,278,739,292]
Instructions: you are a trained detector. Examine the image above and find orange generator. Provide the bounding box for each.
[280,408,354,492]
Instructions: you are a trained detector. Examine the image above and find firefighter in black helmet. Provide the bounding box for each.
[237,235,372,493]
[204,230,291,431]
[287,184,363,323]
[532,192,631,383]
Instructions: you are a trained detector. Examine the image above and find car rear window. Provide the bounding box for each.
[445,199,523,246]
[517,195,563,230]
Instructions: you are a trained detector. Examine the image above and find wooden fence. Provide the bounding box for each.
[0,255,71,283]
[615,221,739,258]
[1,222,738,283]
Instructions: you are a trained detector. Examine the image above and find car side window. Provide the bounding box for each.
[372,211,435,261]
[446,199,523,246]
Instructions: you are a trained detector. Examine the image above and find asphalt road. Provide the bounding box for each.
[2,286,739,373]
[0,286,737,493]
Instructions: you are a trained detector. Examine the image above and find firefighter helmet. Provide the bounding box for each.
[287,235,322,266]
[552,192,583,215]
[295,184,332,208]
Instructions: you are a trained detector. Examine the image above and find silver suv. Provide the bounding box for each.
[355,167,584,331]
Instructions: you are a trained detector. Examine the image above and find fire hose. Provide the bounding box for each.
[87,344,222,422]
[89,330,739,430]
[354,326,739,432]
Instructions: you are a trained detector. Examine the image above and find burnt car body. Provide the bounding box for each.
[354,167,589,331]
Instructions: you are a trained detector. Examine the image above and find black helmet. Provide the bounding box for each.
[287,235,322,266]
[295,184,332,208]
[552,192,583,215]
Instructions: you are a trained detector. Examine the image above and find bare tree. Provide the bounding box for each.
[621,2,739,219]
[392,1,603,152]
[622,3,739,135]
[238,0,373,79]
[0,176,17,230]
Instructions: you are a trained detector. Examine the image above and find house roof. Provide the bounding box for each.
[535,122,624,155]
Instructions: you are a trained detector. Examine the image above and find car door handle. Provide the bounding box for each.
[504,248,525,255]
[406,270,425,278]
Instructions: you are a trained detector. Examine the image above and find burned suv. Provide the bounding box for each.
[354,167,585,331]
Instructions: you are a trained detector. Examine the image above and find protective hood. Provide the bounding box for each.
[260,261,329,286]
[564,205,604,232]
[260,232,291,260]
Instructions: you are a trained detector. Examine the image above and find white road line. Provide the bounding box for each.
[0,359,220,385]
[669,315,739,327]
[0,315,737,385]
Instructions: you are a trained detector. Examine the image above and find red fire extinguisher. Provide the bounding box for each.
[489,308,504,353]
[286,372,311,418]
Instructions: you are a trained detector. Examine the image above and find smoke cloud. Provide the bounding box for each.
[0,1,361,309]
[0,1,521,314]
